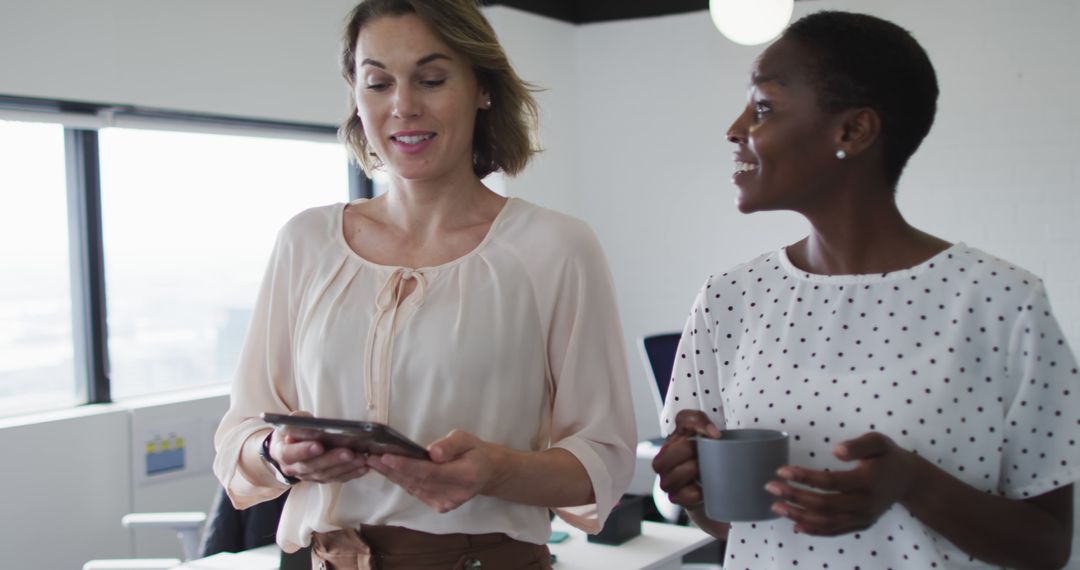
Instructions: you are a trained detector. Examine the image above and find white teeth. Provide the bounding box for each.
[734,161,759,172]
[394,134,433,145]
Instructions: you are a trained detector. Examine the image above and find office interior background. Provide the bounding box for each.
[1,0,1078,567]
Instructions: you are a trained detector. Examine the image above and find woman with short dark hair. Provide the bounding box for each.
[653,11,1078,569]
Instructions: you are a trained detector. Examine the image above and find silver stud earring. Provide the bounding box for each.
[836,149,847,160]
[485,98,492,109]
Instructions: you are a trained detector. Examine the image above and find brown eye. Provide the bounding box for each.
[754,102,772,120]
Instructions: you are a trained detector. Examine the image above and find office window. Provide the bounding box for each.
[0,119,77,416]
[99,128,347,399]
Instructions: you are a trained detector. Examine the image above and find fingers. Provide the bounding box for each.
[772,501,868,536]
[834,431,890,462]
[427,429,477,464]
[776,465,862,494]
[766,480,863,515]
[768,463,884,536]
[667,481,705,509]
[652,437,705,509]
[673,410,721,438]
[366,455,472,513]
[277,438,325,465]
[651,436,696,477]
[767,477,874,536]
[280,442,369,483]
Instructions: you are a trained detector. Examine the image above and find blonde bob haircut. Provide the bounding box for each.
[340,0,540,179]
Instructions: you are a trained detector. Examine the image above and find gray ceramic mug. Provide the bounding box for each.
[695,429,790,522]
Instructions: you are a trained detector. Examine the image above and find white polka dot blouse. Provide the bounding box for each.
[660,243,1080,569]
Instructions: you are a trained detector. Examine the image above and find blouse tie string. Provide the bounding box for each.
[364,268,427,423]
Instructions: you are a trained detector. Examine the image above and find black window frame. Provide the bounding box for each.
[1,94,372,408]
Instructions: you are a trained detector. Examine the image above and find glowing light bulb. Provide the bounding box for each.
[709,0,794,46]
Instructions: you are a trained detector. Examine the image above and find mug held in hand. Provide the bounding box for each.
[695,429,789,522]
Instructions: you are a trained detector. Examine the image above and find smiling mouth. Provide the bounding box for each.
[392,133,435,145]
[734,161,759,175]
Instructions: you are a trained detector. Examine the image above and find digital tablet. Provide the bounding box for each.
[261,412,430,460]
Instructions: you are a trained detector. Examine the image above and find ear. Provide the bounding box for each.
[476,84,491,110]
[835,107,881,158]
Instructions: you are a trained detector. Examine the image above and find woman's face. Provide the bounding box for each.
[353,14,487,183]
[726,38,843,214]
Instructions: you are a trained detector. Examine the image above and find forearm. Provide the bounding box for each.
[686,505,731,540]
[484,446,595,507]
[902,454,1071,569]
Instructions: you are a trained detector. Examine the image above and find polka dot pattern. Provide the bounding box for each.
[660,243,1080,568]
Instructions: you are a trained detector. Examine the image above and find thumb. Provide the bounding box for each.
[673,409,722,439]
[428,429,477,463]
[281,410,320,442]
[835,431,890,462]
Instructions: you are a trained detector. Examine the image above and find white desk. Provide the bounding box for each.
[549,519,715,570]
[173,520,716,570]
[171,546,278,569]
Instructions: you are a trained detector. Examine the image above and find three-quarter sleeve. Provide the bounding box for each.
[212,226,301,509]
[660,281,724,436]
[543,222,637,534]
[999,282,1080,499]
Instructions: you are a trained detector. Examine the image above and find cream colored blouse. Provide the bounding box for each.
[213,198,636,551]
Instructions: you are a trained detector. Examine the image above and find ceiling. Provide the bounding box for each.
[482,0,710,24]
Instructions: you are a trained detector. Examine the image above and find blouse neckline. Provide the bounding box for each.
[777,241,966,285]
[336,197,518,272]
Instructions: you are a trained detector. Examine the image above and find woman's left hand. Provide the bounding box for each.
[766,431,919,536]
[365,429,503,513]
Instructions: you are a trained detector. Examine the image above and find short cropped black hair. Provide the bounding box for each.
[782,11,939,186]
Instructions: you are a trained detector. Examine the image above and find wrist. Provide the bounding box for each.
[481,443,517,498]
[259,431,300,486]
[898,449,930,507]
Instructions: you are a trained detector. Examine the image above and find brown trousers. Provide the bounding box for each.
[310,525,553,570]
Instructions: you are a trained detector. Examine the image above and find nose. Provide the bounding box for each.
[726,108,750,145]
[392,84,421,119]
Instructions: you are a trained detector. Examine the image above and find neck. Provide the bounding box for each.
[380,163,501,236]
[788,181,949,275]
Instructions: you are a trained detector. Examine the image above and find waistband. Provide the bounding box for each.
[310,525,552,570]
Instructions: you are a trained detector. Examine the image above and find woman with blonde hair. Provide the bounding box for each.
[213,1,636,567]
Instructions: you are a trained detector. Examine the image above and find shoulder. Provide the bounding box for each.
[948,245,1045,296]
[497,198,604,259]
[503,198,595,239]
[700,251,782,299]
[274,202,344,251]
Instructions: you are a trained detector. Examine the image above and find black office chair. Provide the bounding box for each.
[638,332,682,431]
[201,486,310,569]
[638,333,725,568]
[637,332,685,523]
[199,486,287,556]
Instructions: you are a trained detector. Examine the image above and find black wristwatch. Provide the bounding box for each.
[259,431,300,485]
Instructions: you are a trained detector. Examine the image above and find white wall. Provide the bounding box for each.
[0,0,355,125]
[484,7,580,216]
[2,0,1080,566]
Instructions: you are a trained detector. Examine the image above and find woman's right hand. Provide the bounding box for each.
[651,409,721,510]
[270,412,369,484]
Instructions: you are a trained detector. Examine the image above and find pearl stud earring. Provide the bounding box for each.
[836,149,847,160]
